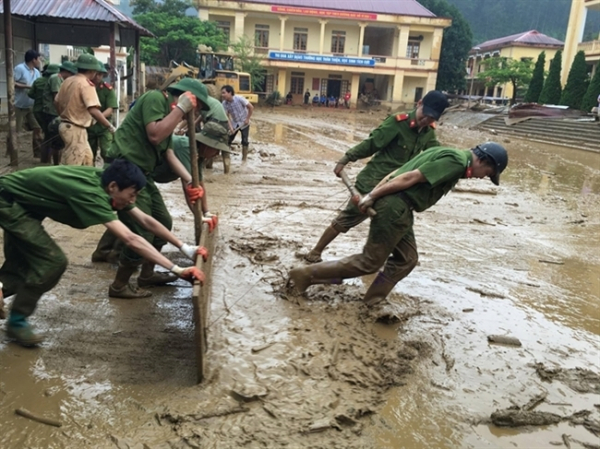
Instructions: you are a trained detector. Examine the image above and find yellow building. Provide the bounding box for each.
[467,30,563,102]
[564,0,600,83]
[196,0,451,107]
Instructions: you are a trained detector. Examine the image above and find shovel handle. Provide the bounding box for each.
[187,111,203,242]
[339,170,377,217]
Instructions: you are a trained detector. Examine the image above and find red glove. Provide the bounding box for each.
[350,194,361,206]
[179,267,205,285]
[202,213,218,233]
[185,184,204,205]
[197,246,209,262]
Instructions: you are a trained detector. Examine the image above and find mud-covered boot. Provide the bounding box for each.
[304,225,340,264]
[223,152,231,174]
[242,145,249,162]
[363,272,397,307]
[109,264,152,299]
[287,260,360,295]
[137,261,178,288]
[92,230,119,262]
[32,129,43,158]
[6,312,45,347]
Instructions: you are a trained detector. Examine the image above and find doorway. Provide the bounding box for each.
[414,87,423,102]
[327,79,341,98]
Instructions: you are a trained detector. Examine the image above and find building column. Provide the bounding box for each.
[431,28,444,60]
[392,71,405,103]
[279,16,288,51]
[198,8,209,21]
[277,69,287,96]
[397,25,410,58]
[426,72,437,93]
[350,73,360,107]
[234,12,247,43]
[562,0,587,85]
[358,22,366,56]
[319,20,328,54]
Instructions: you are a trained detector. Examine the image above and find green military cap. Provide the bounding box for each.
[96,61,108,74]
[44,64,60,75]
[76,54,99,70]
[60,61,78,74]
[196,120,237,153]
[166,78,209,109]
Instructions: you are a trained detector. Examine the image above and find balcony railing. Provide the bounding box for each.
[578,40,600,54]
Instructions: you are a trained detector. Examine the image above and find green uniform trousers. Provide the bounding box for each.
[332,194,418,284]
[0,192,68,317]
[88,131,113,160]
[116,177,173,267]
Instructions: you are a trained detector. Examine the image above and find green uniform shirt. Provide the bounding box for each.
[152,135,204,184]
[42,74,64,116]
[0,166,121,229]
[201,95,228,123]
[28,76,49,113]
[345,110,440,194]
[88,82,118,135]
[389,147,472,212]
[107,90,174,174]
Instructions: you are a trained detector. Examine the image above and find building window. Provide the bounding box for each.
[406,40,420,59]
[291,72,305,94]
[255,24,269,49]
[294,28,308,52]
[331,30,346,54]
[217,21,231,43]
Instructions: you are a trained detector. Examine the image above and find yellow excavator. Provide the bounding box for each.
[149,46,258,104]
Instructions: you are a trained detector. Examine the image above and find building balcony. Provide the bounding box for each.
[578,39,600,56]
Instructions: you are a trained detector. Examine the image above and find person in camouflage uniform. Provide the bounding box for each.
[87,62,118,162]
[28,64,60,163]
[304,91,450,280]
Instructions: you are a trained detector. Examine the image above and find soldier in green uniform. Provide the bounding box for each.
[98,78,210,298]
[88,62,118,162]
[28,64,60,163]
[288,142,509,306]
[304,91,450,271]
[0,159,205,346]
[42,61,78,165]
[94,122,234,263]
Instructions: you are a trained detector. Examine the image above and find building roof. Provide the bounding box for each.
[475,30,564,51]
[237,0,436,18]
[0,0,152,36]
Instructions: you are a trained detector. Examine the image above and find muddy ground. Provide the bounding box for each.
[1,106,599,449]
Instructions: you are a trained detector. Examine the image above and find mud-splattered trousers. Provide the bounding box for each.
[0,192,68,317]
[318,194,417,286]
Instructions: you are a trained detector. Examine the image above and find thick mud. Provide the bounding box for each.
[1,106,599,449]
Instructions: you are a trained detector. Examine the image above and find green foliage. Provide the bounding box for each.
[135,12,227,67]
[445,0,600,44]
[266,91,281,107]
[230,35,265,92]
[559,51,589,109]
[418,0,473,92]
[131,0,191,16]
[538,50,562,105]
[477,57,533,105]
[581,68,600,112]
[524,51,545,103]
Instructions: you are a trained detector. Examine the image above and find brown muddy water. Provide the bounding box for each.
[1,107,599,449]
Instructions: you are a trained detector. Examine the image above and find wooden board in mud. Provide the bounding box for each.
[192,222,217,382]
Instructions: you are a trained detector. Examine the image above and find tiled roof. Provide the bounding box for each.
[232,0,436,17]
[0,0,152,36]
[475,30,564,51]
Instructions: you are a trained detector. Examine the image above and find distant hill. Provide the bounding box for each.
[444,0,600,45]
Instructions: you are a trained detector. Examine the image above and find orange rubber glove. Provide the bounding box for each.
[185,184,204,205]
[202,212,218,233]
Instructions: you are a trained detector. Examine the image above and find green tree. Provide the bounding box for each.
[477,57,533,105]
[135,13,227,67]
[524,51,545,103]
[559,50,589,109]
[131,0,191,16]
[538,50,562,105]
[230,35,265,92]
[418,0,473,92]
[581,67,600,112]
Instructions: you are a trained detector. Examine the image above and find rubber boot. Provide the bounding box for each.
[223,152,231,174]
[109,264,152,298]
[32,129,43,158]
[52,149,61,166]
[137,261,178,287]
[92,230,119,263]
[242,145,249,162]
[205,157,214,169]
[304,225,340,264]
[287,260,362,295]
[363,272,398,307]
[6,312,44,346]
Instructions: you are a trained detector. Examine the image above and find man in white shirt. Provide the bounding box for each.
[14,49,43,158]
[221,85,254,161]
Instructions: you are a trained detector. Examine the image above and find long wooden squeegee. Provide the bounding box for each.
[187,110,216,383]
